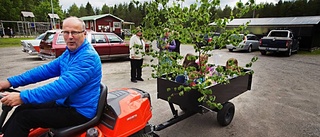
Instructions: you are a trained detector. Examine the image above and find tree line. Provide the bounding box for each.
[0,0,320,28]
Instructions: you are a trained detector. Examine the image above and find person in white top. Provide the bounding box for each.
[129,27,145,83]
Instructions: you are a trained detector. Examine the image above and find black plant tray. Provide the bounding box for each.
[157,69,253,113]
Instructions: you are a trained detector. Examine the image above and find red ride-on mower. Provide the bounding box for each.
[0,83,155,137]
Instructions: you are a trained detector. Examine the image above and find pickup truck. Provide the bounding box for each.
[259,30,299,56]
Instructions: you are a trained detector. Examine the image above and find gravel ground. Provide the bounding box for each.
[0,46,319,137]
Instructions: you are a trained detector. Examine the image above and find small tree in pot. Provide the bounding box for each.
[135,0,259,109]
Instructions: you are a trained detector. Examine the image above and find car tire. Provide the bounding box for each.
[228,49,233,52]
[295,45,299,54]
[260,50,266,55]
[285,47,292,57]
[217,102,235,126]
[247,45,252,53]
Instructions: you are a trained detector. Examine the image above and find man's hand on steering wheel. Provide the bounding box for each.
[0,80,23,106]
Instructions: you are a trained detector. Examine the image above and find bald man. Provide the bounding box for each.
[0,17,102,137]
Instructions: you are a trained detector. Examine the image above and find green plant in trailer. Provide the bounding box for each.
[137,0,260,109]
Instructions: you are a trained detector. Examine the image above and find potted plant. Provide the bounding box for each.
[135,0,259,114]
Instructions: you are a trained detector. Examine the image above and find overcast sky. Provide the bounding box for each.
[59,0,283,11]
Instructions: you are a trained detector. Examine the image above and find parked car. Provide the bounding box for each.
[205,32,221,43]
[259,30,299,56]
[38,30,130,60]
[226,34,260,52]
[196,32,221,48]
[21,32,46,55]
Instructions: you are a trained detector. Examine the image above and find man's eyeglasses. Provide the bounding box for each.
[61,30,85,36]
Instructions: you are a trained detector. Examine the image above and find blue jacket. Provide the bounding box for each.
[7,39,102,119]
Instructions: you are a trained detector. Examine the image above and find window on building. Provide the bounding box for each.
[113,22,121,28]
[90,21,94,30]
[85,22,88,29]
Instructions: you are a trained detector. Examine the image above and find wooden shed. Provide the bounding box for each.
[80,14,124,36]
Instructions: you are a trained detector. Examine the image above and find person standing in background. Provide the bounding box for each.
[157,28,177,64]
[9,28,14,38]
[157,28,176,52]
[129,27,145,83]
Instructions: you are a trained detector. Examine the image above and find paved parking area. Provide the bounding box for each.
[0,45,319,137]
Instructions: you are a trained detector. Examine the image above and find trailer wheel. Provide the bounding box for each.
[217,102,235,126]
[132,134,155,137]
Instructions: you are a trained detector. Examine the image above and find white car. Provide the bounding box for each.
[226,34,260,52]
[21,32,46,55]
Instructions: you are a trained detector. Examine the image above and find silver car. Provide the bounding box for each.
[226,34,260,52]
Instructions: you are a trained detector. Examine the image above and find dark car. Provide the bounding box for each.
[198,32,221,49]
[38,30,130,60]
[259,30,299,56]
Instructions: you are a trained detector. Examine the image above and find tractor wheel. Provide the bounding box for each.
[217,102,235,126]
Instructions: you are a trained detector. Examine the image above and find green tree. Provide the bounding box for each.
[113,5,118,16]
[21,0,35,12]
[85,2,95,16]
[222,5,232,18]
[79,4,87,17]
[101,4,111,14]
[94,7,101,15]
[140,0,258,108]
[309,0,320,15]
[256,3,275,17]
[0,0,20,21]
[33,0,64,22]
[33,1,51,21]
[68,3,80,17]
[114,3,126,18]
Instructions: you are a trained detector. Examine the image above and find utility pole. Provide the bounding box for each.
[51,0,55,29]
[253,9,255,18]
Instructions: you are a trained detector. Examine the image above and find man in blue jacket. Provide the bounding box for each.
[0,16,102,137]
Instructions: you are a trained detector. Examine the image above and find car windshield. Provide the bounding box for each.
[269,32,288,37]
[43,32,55,43]
[36,33,46,40]
[229,34,244,42]
[246,35,256,40]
